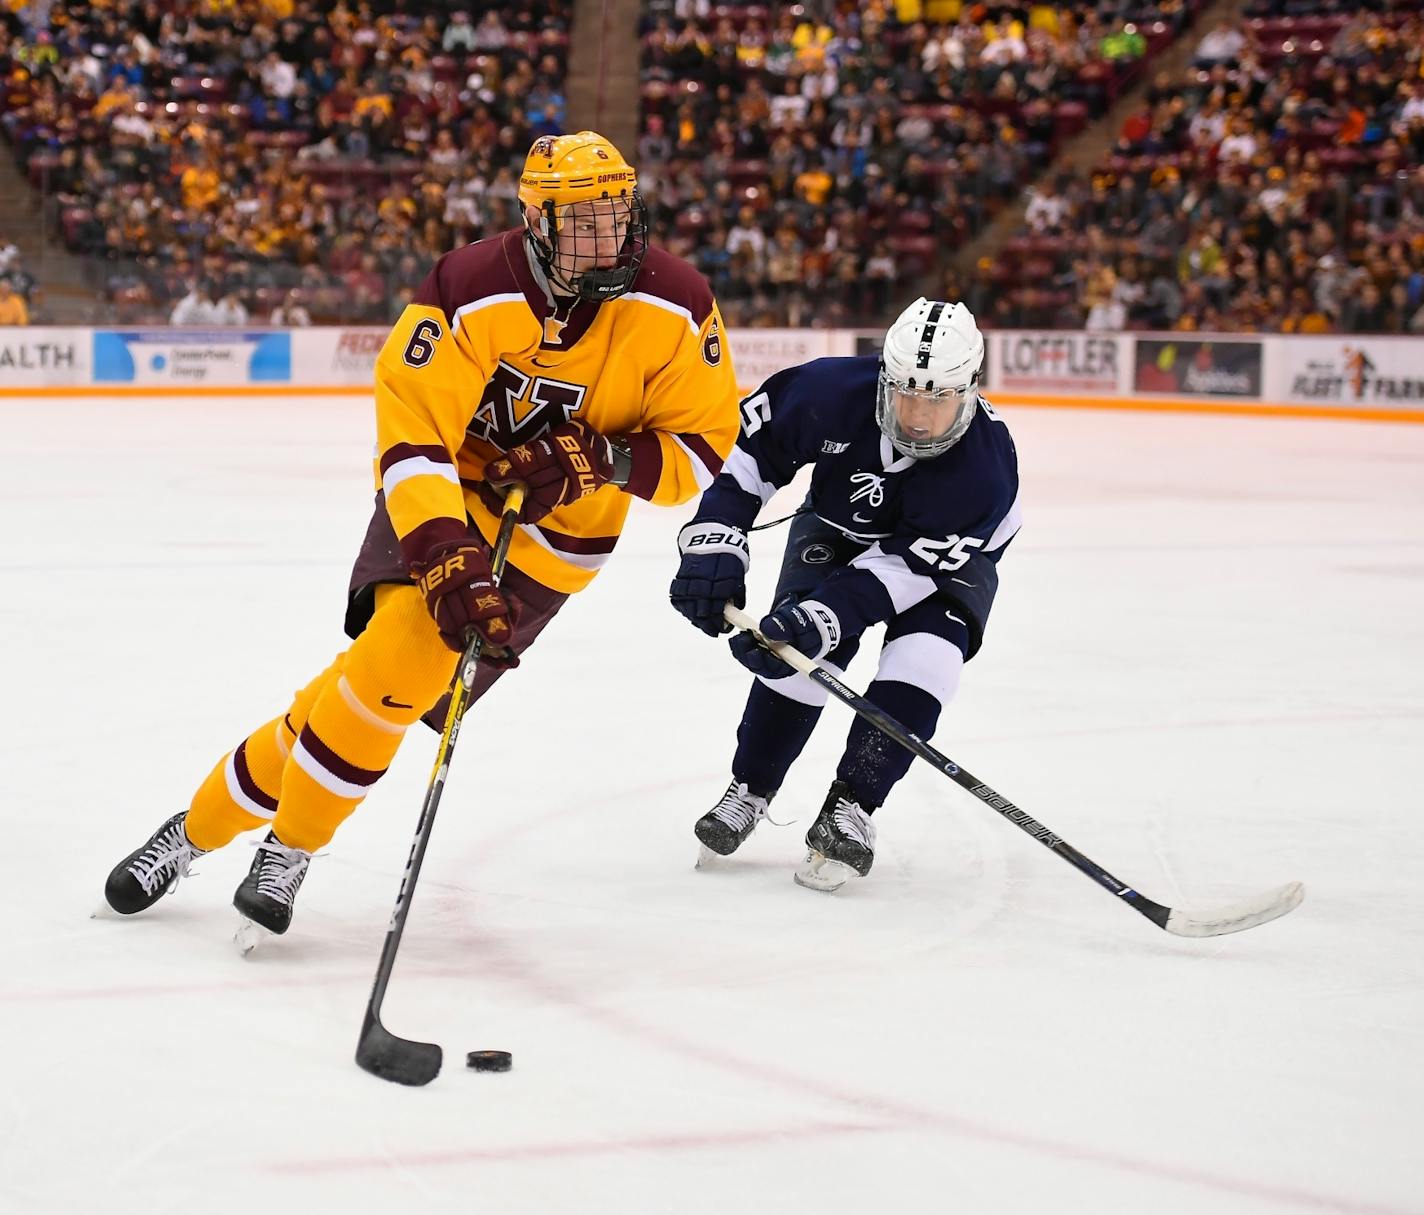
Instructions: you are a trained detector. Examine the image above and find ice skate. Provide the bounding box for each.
[104,812,206,915]
[233,831,313,949]
[795,781,876,893]
[694,780,774,867]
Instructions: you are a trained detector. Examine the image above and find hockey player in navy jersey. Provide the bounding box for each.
[669,298,1021,891]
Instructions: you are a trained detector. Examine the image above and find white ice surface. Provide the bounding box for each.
[1,396,1421,1215]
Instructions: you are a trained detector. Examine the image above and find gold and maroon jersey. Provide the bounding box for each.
[372,228,740,594]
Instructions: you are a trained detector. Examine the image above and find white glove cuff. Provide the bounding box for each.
[797,599,841,657]
[677,521,750,569]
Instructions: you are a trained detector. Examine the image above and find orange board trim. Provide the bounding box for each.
[2,385,1423,423]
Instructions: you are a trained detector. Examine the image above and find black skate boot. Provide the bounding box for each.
[105,812,206,914]
[795,780,877,892]
[694,780,774,862]
[233,831,313,938]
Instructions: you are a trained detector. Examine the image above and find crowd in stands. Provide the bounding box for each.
[0,1,571,324]
[976,6,1424,334]
[637,0,1203,327]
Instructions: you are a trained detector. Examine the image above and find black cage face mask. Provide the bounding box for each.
[532,192,649,302]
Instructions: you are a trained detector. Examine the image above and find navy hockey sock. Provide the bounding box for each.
[731,679,825,797]
[836,680,943,808]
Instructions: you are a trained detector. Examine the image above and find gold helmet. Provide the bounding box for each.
[519,131,637,209]
[519,131,648,302]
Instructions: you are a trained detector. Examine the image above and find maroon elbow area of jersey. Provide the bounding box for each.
[233,740,278,814]
[621,430,666,500]
[398,516,473,575]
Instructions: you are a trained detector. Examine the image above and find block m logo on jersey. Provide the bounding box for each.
[848,472,886,507]
[469,360,587,451]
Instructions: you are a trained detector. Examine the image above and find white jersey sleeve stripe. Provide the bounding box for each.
[381,455,461,494]
[617,292,698,336]
[670,433,717,491]
[450,293,526,336]
[985,491,1023,552]
[724,446,777,504]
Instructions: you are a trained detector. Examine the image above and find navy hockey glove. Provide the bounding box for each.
[669,520,749,636]
[731,600,841,678]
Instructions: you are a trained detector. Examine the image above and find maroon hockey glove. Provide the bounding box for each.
[414,537,518,664]
[479,419,614,524]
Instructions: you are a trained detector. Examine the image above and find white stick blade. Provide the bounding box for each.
[1164,881,1305,938]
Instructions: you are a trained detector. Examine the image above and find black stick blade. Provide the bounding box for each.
[356,1010,442,1086]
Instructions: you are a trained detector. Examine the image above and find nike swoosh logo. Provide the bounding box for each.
[380,694,413,710]
[853,513,873,523]
[950,578,976,588]
[531,357,555,368]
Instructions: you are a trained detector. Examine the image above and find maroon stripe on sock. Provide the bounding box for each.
[378,443,455,478]
[297,725,385,789]
[233,740,279,813]
[677,431,724,477]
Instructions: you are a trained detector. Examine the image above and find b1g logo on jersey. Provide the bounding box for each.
[469,360,587,450]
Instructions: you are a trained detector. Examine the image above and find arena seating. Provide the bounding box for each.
[0,2,571,323]
[978,6,1424,333]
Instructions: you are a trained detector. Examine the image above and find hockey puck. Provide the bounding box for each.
[465,1050,513,1073]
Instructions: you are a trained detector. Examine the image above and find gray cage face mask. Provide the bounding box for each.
[875,368,979,459]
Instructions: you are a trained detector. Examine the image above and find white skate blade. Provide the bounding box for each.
[233,917,271,957]
[794,850,858,893]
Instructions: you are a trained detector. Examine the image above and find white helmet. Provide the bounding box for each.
[876,297,984,459]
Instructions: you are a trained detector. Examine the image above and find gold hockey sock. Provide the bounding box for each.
[183,655,347,852]
[269,585,456,852]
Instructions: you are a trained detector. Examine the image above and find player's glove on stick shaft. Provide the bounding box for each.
[670,521,749,636]
[414,537,518,665]
[731,600,840,677]
[480,419,614,524]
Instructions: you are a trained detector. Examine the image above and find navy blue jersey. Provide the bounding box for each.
[693,355,1021,635]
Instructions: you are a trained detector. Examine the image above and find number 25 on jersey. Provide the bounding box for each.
[909,533,984,571]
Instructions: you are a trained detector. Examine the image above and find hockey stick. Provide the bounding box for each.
[725,606,1304,938]
[356,486,526,1086]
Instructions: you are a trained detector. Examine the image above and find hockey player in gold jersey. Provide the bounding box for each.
[105,132,741,939]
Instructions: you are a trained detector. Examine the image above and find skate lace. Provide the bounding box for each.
[130,824,202,896]
[251,837,313,907]
[832,796,877,850]
[710,782,789,831]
